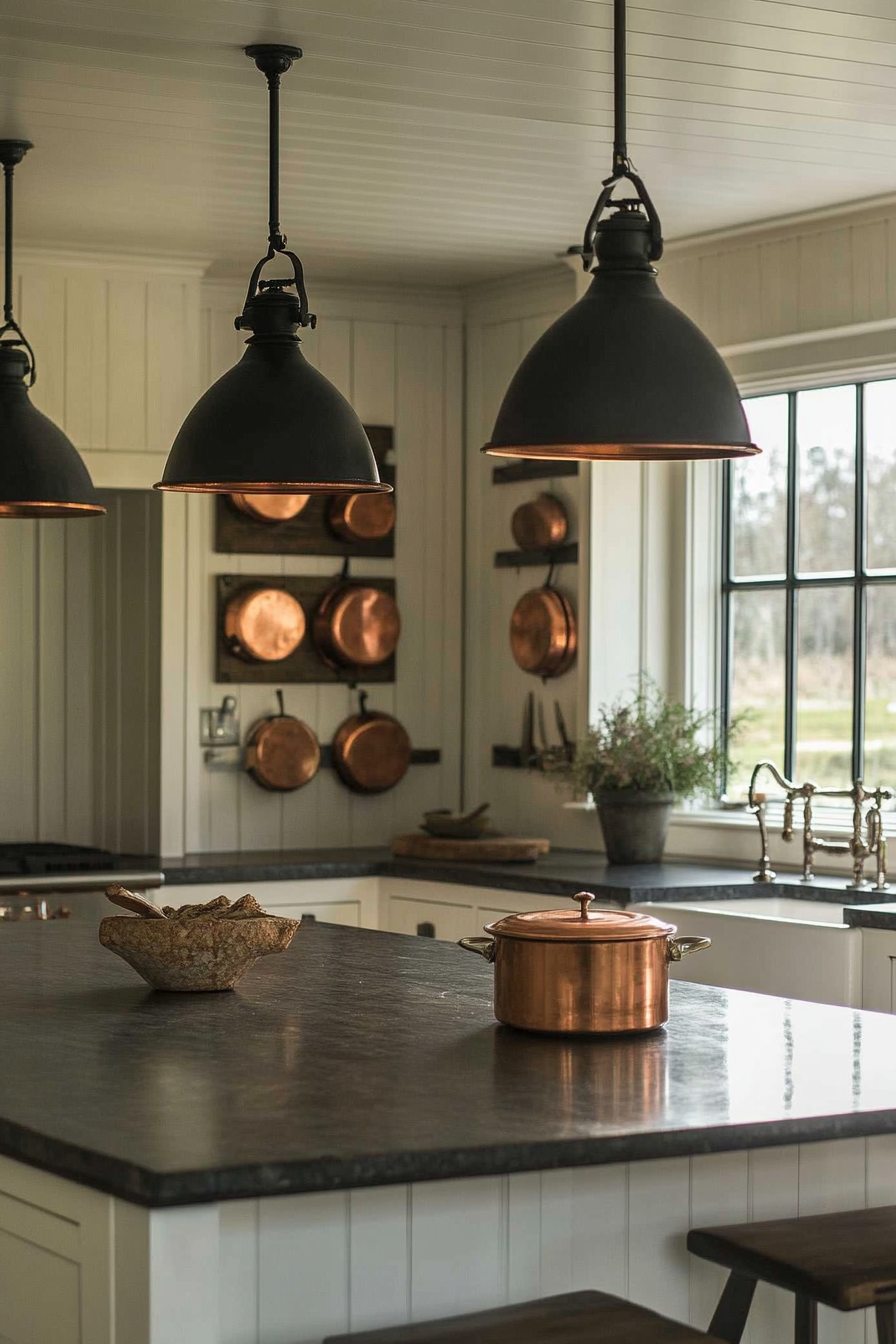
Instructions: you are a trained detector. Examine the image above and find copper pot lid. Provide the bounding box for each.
[511,494,568,551]
[225,586,306,662]
[328,492,396,542]
[246,709,321,792]
[510,587,576,677]
[485,892,677,942]
[316,584,400,667]
[231,493,311,521]
[333,710,412,793]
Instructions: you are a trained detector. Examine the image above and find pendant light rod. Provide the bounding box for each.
[245,45,302,255]
[613,0,627,175]
[0,140,36,384]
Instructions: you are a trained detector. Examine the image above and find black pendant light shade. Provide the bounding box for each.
[482,0,759,464]
[156,47,388,496]
[0,141,104,517]
[485,212,757,462]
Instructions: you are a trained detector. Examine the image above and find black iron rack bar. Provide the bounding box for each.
[494,542,578,570]
[492,461,579,485]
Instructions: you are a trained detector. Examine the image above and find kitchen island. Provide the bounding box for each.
[3,922,896,1344]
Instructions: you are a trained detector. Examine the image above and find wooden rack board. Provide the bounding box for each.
[392,834,550,862]
[215,574,396,685]
[215,428,395,556]
[494,542,578,569]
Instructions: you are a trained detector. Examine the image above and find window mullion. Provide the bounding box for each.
[853,383,867,781]
[784,390,798,779]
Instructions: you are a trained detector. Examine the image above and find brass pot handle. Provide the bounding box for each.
[458,936,497,963]
[668,935,712,962]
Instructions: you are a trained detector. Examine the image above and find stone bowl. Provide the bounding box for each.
[98,913,300,992]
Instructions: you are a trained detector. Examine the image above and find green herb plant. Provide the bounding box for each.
[569,680,738,803]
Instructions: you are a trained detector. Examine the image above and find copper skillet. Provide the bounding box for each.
[510,583,577,678]
[314,579,400,670]
[231,493,310,522]
[224,585,306,662]
[328,492,396,543]
[245,690,321,792]
[511,493,568,551]
[332,690,412,793]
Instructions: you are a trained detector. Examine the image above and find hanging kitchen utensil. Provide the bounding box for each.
[230,493,310,522]
[224,585,306,662]
[511,494,568,551]
[510,565,577,679]
[245,689,321,791]
[314,565,400,670]
[327,492,396,543]
[332,690,412,793]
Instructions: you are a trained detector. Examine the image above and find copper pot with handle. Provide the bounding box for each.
[245,690,321,792]
[459,892,710,1034]
[230,493,310,522]
[511,493,568,551]
[224,585,306,662]
[332,690,412,793]
[328,492,396,543]
[314,580,400,670]
[510,585,576,678]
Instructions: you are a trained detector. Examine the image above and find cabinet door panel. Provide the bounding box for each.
[862,928,896,1012]
[388,896,474,943]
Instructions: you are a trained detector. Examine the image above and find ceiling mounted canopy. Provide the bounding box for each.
[482,0,759,465]
[156,45,388,496]
[0,140,104,518]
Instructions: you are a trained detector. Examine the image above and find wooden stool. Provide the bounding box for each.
[323,1288,725,1342]
[688,1205,896,1344]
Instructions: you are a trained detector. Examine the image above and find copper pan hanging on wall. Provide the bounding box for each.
[224,585,306,662]
[332,690,412,793]
[510,578,577,679]
[510,493,569,551]
[245,690,321,791]
[314,578,400,670]
[230,493,311,522]
[327,492,396,544]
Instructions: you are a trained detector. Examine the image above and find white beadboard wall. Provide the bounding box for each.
[158,280,464,857]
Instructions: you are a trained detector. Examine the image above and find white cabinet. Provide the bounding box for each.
[158,878,379,930]
[861,928,896,1012]
[381,880,595,943]
[629,898,863,1007]
[388,894,476,943]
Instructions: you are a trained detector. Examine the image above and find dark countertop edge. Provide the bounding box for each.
[844,906,896,930]
[6,1110,896,1209]
[159,852,891,906]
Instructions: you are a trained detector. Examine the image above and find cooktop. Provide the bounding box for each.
[0,843,154,877]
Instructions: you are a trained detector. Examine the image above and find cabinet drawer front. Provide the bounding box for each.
[388,896,475,943]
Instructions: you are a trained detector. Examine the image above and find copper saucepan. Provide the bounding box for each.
[224,586,306,662]
[230,493,311,522]
[245,690,321,792]
[459,892,711,1034]
[328,493,396,543]
[332,692,412,793]
[511,494,568,551]
[510,586,576,678]
[314,581,400,670]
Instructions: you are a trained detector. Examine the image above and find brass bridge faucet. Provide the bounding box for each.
[748,760,893,890]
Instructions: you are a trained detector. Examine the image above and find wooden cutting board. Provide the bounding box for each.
[392,834,550,863]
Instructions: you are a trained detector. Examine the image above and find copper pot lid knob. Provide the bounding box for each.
[572,891,594,920]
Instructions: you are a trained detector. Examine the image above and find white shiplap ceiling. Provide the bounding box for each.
[1,0,896,286]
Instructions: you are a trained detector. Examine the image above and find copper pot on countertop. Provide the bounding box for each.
[459,892,710,1034]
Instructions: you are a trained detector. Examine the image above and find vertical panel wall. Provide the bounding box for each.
[159,280,464,857]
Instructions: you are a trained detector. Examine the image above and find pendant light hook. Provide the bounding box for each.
[576,0,664,271]
[0,139,37,386]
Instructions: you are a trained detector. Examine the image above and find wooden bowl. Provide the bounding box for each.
[98,913,299,992]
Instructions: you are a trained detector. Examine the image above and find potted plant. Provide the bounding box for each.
[567,681,734,865]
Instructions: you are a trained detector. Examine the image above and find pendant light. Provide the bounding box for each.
[0,140,104,517]
[156,46,388,496]
[482,0,759,463]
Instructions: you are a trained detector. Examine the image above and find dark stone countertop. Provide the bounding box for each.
[159,847,887,906]
[4,920,896,1208]
[844,903,896,930]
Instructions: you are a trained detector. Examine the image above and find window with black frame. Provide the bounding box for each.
[722,380,896,804]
